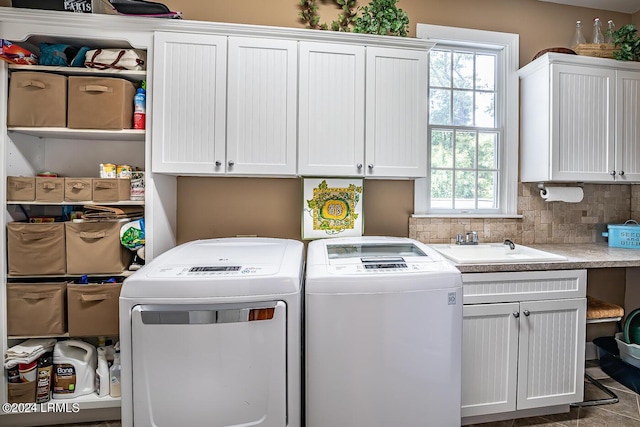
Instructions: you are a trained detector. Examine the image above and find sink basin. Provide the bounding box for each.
[429,243,567,264]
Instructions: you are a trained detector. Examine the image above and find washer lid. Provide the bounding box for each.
[327,242,427,259]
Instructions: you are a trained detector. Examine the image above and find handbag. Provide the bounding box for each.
[39,43,76,66]
[84,48,146,71]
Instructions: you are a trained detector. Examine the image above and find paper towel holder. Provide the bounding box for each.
[537,182,584,196]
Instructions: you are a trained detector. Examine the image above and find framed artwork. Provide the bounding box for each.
[302,178,364,240]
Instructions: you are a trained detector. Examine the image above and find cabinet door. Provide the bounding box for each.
[461,302,519,417]
[298,42,365,176]
[152,32,227,174]
[226,37,297,176]
[616,70,640,182]
[365,47,427,178]
[551,64,615,181]
[517,298,586,410]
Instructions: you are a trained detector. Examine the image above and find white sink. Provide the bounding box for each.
[429,243,567,264]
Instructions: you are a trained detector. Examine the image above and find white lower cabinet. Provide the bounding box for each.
[461,270,587,421]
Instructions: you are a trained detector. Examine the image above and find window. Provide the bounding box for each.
[414,24,519,216]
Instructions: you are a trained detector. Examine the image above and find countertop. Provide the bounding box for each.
[448,243,640,273]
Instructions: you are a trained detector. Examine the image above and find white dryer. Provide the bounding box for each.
[305,236,462,427]
[119,237,304,427]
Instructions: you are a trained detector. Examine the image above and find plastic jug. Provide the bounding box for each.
[52,340,97,399]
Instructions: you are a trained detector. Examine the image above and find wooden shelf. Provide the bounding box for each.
[7,270,135,280]
[8,64,146,81]
[8,333,70,340]
[63,393,121,410]
[7,200,145,206]
[8,127,145,141]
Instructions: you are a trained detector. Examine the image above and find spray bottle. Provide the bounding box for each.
[96,347,109,397]
[109,343,121,398]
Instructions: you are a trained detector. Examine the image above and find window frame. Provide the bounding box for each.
[414,24,520,217]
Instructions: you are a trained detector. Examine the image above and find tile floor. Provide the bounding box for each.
[62,365,640,427]
[468,365,640,427]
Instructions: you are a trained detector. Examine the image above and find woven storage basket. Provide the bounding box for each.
[574,43,618,58]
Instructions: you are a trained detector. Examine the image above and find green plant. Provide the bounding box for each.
[352,0,409,37]
[612,24,640,61]
[298,0,357,32]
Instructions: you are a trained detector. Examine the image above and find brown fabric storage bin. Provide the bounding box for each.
[67,283,122,336]
[7,222,66,275]
[7,71,67,127]
[65,221,131,274]
[8,381,36,403]
[64,178,93,202]
[6,282,67,336]
[35,177,64,203]
[7,177,35,201]
[92,178,130,202]
[67,76,136,129]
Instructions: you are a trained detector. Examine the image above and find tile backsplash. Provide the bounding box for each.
[410,183,636,245]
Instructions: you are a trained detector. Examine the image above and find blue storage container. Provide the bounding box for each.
[602,220,640,249]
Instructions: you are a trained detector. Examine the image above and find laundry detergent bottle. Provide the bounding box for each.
[52,340,97,399]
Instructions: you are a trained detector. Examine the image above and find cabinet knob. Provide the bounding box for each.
[228,160,235,167]
[619,170,625,176]
[610,170,616,176]
[357,163,363,169]
[513,312,520,318]
[215,161,222,167]
[523,310,530,317]
[368,163,374,170]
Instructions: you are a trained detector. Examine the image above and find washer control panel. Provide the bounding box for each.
[328,258,434,274]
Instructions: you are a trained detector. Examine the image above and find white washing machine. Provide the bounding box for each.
[305,236,462,427]
[119,237,304,427]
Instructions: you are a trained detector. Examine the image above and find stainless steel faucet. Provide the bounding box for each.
[504,239,516,250]
[456,231,479,245]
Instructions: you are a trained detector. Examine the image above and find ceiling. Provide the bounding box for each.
[538,0,640,14]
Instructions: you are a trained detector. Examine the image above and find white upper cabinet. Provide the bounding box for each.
[298,42,366,177]
[520,53,640,183]
[226,37,298,176]
[365,47,427,178]
[153,33,298,176]
[616,71,640,182]
[299,43,428,178]
[152,31,227,174]
[153,28,432,178]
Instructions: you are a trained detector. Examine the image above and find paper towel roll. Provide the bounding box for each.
[540,186,584,203]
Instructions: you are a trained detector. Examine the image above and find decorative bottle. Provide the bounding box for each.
[605,20,616,45]
[592,17,605,44]
[571,20,586,48]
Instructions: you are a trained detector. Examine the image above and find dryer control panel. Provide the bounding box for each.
[147,265,276,278]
